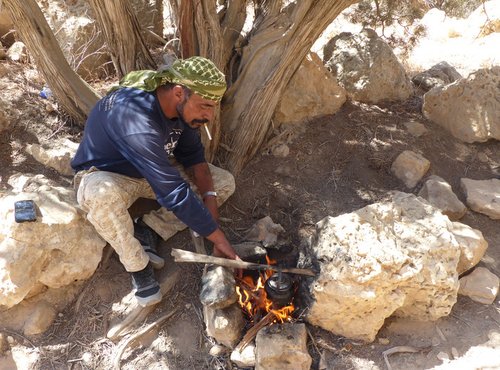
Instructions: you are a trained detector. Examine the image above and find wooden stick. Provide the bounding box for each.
[171,248,316,277]
[113,309,178,370]
[234,311,275,352]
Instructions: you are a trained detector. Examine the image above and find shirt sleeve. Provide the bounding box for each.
[104,115,217,237]
[173,126,206,168]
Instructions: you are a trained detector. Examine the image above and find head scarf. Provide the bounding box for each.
[111,56,227,102]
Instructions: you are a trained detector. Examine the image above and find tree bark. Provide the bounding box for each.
[88,0,156,78]
[221,0,357,174]
[3,0,101,124]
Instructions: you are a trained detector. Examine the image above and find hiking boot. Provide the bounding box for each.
[134,217,165,269]
[131,263,162,307]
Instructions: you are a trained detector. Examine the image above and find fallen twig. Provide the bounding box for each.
[383,345,431,370]
[234,311,275,352]
[112,309,178,370]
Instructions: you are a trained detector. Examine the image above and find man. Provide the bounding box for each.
[71,56,238,307]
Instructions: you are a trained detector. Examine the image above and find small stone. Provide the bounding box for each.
[437,351,450,361]
[451,347,459,359]
[459,267,500,304]
[461,178,500,219]
[391,150,430,188]
[82,352,93,364]
[404,121,429,137]
[231,343,256,367]
[210,344,229,357]
[271,143,290,158]
[200,265,237,309]
[378,337,390,345]
[7,41,28,63]
[185,303,192,309]
[7,336,14,344]
[204,304,245,348]
[418,175,466,220]
[58,313,64,317]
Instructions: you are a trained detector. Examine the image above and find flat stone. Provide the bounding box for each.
[451,222,488,274]
[25,139,79,176]
[255,323,312,370]
[418,175,467,220]
[209,344,229,357]
[200,266,237,309]
[245,216,285,247]
[459,267,499,304]
[461,178,500,219]
[391,150,430,188]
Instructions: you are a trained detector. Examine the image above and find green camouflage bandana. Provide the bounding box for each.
[111,56,227,102]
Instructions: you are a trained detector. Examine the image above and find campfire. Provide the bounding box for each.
[235,256,295,324]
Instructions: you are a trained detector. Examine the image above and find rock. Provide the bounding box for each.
[26,139,79,176]
[412,61,463,92]
[6,41,28,63]
[422,67,500,143]
[273,52,346,126]
[391,150,430,188]
[204,304,244,348]
[271,143,290,158]
[418,175,467,220]
[404,121,428,137]
[451,222,488,274]
[460,178,500,219]
[22,301,56,336]
[323,28,413,103]
[231,343,256,368]
[459,267,499,304]
[232,242,267,263]
[305,192,478,342]
[209,344,229,357]
[255,323,312,370]
[378,337,390,345]
[245,216,285,248]
[437,351,450,361]
[200,265,238,309]
[0,176,106,308]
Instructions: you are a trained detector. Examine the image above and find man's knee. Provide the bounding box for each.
[78,172,132,209]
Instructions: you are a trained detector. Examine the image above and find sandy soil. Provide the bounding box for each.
[0,60,499,370]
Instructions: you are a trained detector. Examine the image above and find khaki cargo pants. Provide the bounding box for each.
[74,164,235,272]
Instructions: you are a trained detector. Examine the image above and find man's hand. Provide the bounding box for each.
[206,228,237,259]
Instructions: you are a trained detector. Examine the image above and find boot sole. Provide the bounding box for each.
[136,290,162,307]
[147,252,165,269]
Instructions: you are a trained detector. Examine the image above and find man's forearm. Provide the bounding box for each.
[186,162,219,220]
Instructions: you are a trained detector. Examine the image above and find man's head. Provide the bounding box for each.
[159,56,226,128]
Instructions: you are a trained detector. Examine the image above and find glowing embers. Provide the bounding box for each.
[236,257,295,324]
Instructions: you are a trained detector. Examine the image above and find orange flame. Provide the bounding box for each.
[235,256,294,324]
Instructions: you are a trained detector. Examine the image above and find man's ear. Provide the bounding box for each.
[172,85,184,102]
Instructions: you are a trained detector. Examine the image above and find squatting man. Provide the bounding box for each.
[71,57,239,306]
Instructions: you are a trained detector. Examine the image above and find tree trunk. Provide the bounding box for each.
[88,0,156,78]
[221,0,357,174]
[3,0,101,124]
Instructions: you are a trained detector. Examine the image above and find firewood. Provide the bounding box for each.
[171,248,316,277]
[234,311,276,352]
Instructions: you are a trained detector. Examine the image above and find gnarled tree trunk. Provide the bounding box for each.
[88,0,156,78]
[3,0,101,124]
[171,0,356,173]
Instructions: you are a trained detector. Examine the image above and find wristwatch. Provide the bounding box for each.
[203,191,218,199]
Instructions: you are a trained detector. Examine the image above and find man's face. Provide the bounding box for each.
[176,92,217,129]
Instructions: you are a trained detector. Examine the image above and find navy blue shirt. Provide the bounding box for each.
[71,87,218,237]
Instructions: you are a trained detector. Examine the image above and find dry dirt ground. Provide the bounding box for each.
[1,61,499,370]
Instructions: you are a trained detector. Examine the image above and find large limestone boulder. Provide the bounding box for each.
[460,178,500,219]
[26,138,79,176]
[305,192,487,342]
[0,176,106,309]
[273,52,346,126]
[323,28,413,103]
[423,67,500,143]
